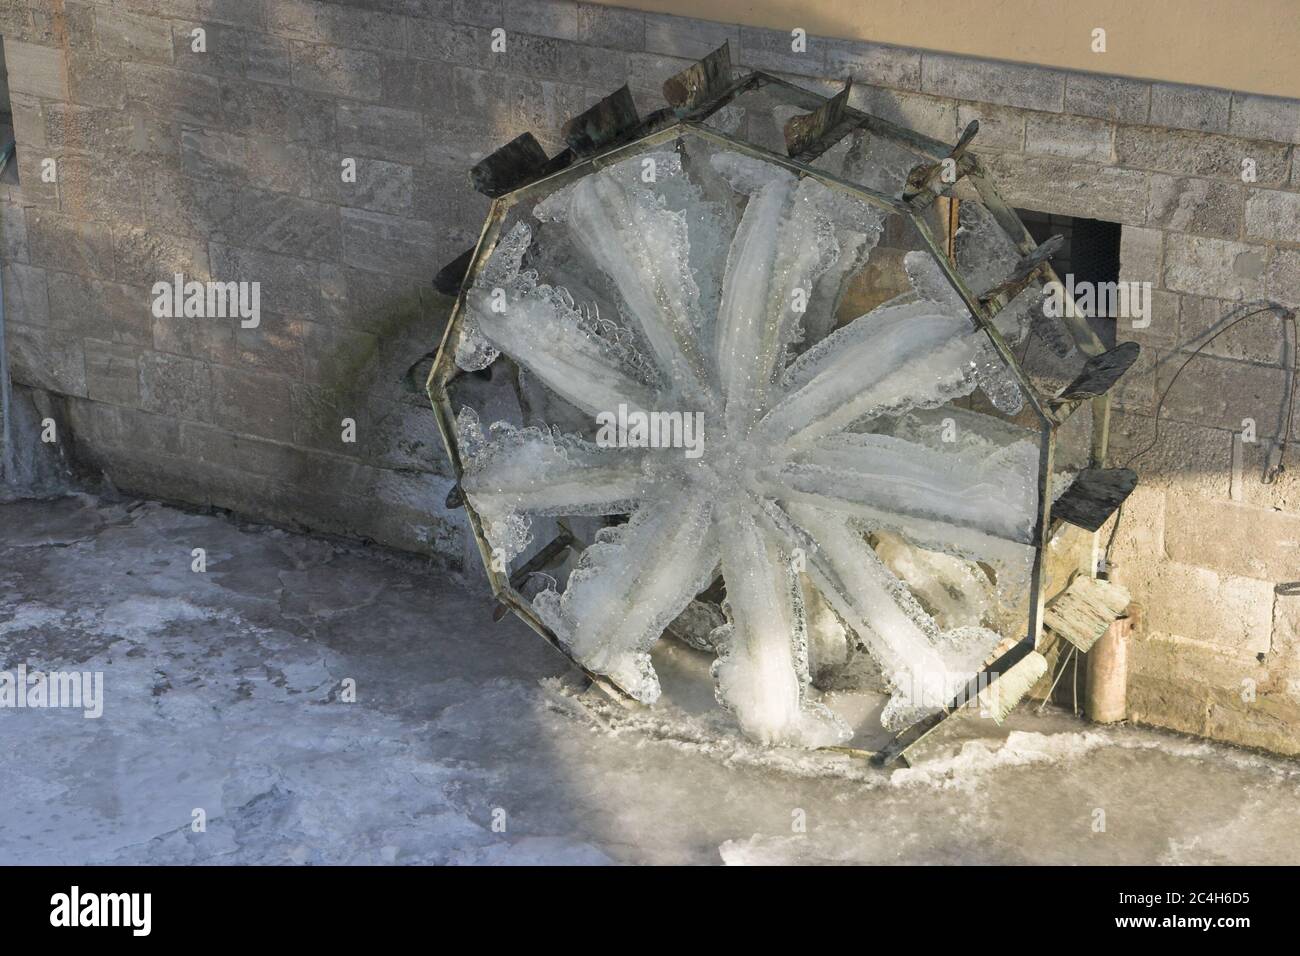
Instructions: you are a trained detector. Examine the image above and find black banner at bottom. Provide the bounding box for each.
[0,865,1279,940]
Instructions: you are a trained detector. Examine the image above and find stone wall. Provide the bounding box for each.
[2,1,1298,750]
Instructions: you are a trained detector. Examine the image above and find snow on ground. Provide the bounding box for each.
[2,493,1299,865]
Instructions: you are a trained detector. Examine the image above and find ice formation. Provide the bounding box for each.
[454,145,1043,747]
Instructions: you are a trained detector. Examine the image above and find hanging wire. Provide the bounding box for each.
[1036,644,1078,714]
[1102,301,1298,570]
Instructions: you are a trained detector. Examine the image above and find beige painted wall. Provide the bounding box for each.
[604,0,1300,99]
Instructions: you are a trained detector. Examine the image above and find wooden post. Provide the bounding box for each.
[1085,613,1130,722]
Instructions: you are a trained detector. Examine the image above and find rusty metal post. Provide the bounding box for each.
[1085,612,1130,722]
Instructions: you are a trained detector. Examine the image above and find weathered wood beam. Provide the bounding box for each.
[562,84,640,156]
[1052,341,1142,405]
[470,132,561,197]
[1043,575,1131,652]
[1052,468,1139,532]
[433,245,475,295]
[978,234,1065,311]
[783,77,856,159]
[663,41,732,110]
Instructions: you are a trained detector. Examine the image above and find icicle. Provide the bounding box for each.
[712,498,850,747]
[786,503,1002,730]
[544,155,716,406]
[766,430,1040,544]
[463,222,661,418]
[533,496,718,703]
[457,410,652,561]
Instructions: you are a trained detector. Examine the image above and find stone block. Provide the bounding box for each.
[66,51,126,109]
[956,102,1023,151]
[539,37,629,88]
[57,153,146,223]
[736,25,824,77]
[235,313,307,378]
[337,103,425,164]
[1025,112,1114,162]
[211,365,295,443]
[2,262,50,328]
[220,79,337,144]
[505,0,578,41]
[1166,494,1300,582]
[407,18,491,67]
[921,53,1063,113]
[95,8,175,64]
[1114,126,1290,186]
[28,210,114,279]
[340,208,435,278]
[0,202,28,263]
[47,272,153,347]
[1118,224,1163,284]
[1117,288,1179,348]
[379,55,458,112]
[170,20,253,78]
[1105,413,1230,499]
[1147,174,1244,240]
[1203,688,1300,758]
[152,310,237,366]
[1131,559,1274,653]
[1178,293,1287,365]
[289,381,369,457]
[824,38,921,92]
[43,103,136,154]
[124,63,223,125]
[1229,92,1300,145]
[451,0,501,26]
[139,350,213,422]
[1264,248,1300,309]
[1062,72,1150,124]
[311,150,413,215]
[208,243,323,317]
[6,324,87,397]
[301,320,383,392]
[4,40,68,99]
[576,2,644,52]
[1244,188,1300,242]
[980,152,1150,224]
[289,41,381,100]
[851,84,957,143]
[84,340,142,406]
[265,0,408,51]
[1149,82,1231,133]
[1153,349,1291,437]
[111,226,211,287]
[644,13,738,61]
[1162,234,1267,299]
[9,91,46,149]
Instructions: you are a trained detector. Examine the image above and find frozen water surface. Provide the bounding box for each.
[3,495,1299,865]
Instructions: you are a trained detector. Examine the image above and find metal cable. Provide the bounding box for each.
[1103,301,1298,567]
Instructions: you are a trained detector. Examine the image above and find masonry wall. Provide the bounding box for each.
[2,0,1299,751]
